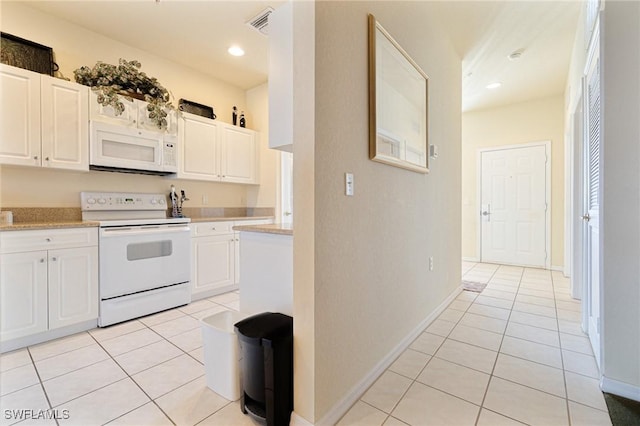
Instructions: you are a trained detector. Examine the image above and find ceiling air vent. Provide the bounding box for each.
[247,7,274,36]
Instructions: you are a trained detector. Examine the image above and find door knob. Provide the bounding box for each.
[581,214,591,222]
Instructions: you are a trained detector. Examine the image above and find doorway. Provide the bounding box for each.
[478,142,551,268]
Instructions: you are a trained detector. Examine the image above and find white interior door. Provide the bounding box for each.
[584,28,601,367]
[480,144,548,267]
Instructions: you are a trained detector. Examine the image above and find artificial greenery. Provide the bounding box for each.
[74,59,173,130]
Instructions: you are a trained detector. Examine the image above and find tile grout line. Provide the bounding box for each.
[473,264,524,426]
[553,270,574,425]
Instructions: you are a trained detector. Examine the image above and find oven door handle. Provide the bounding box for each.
[100,225,190,237]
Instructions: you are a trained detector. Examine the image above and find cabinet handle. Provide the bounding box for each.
[133,119,136,124]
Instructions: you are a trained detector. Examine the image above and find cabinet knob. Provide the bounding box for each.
[51,257,57,261]
[45,157,50,161]
[33,155,39,160]
[133,119,136,124]
[45,238,51,242]
[212,227,216,231]
[40,258,45,263]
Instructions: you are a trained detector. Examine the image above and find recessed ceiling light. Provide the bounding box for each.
[486,82,502,89]
[228,46,245,57]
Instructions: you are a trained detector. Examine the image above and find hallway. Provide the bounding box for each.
[338,263,611,425]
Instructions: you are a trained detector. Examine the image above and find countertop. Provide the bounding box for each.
[189,216,274,223]
[233,223,293,236]
[0,216,274,231]
[0,207,275,231]
[0,221,100,231]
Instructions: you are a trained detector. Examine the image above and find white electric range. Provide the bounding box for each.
[81,192,191,326]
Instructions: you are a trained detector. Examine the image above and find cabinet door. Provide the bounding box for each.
[89,90,137,127]
[0,65,41,166]
[220,124,258,184]
[48,246,98,330]
[179,113,220,180]
[0,251,48,341]
[41,76,89,171]
[191,234,235,296]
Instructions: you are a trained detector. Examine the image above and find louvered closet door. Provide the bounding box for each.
[584,25,601,368]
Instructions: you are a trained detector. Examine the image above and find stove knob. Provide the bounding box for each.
[87,198,96,204]
[150,199,157,205]
[159,199,165,205]
[98,198,107,205]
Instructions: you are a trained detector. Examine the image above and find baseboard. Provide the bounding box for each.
[462,257,479,262]
[310,285,463,426]
[0,319,97,353]
[290,412,314,426]
[601,375,640,402]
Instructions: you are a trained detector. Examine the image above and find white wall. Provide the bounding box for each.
[565,0,640,400]
[600,0,640,398]
[461,96,566,268]
[246,83,279,209]
[294,1,462,422]
[0,2,276,210]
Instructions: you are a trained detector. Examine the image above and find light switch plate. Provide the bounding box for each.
[345,173,354,196]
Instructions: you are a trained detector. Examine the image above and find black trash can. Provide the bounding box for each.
[234,312,293,426]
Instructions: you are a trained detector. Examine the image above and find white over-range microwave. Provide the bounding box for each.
[89,121,178,175]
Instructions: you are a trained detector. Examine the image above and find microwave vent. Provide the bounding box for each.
[246,7,274,36]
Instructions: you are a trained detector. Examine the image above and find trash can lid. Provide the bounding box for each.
[234,312,292,345]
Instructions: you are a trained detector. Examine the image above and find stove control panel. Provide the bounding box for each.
[81,192,167,211]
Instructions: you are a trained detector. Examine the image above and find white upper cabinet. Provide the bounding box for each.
[0,64,89,171]
[179,112,221,180]
[179,112,258,184]
[0,65,42,166]
[220,125,258,184]
[41,76,89,170]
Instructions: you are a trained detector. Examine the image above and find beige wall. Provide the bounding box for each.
[462,96,565,268]
[246,83,279,209]
[295,1,462,421]
[0,2,276,209]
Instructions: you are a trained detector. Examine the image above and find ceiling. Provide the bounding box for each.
[23,0,580,112]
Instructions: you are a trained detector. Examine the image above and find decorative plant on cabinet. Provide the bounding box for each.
[74,59,174,130]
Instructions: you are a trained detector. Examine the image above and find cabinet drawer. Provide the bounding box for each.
[191,221,234,237]
[0,227,98,254]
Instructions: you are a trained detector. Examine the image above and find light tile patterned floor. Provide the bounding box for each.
[0,264,612,425]
[338,262,612,426]
[0,291,262,426]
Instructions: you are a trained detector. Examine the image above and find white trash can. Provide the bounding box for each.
[201,310,247,400]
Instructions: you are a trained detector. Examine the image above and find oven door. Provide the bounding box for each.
[99,224,191,299]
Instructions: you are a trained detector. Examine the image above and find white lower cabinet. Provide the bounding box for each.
[191,219,272,300]
[0,228,98,346]
[192,234,236,297]
[0,251,48,341]
[48,246,99,330]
